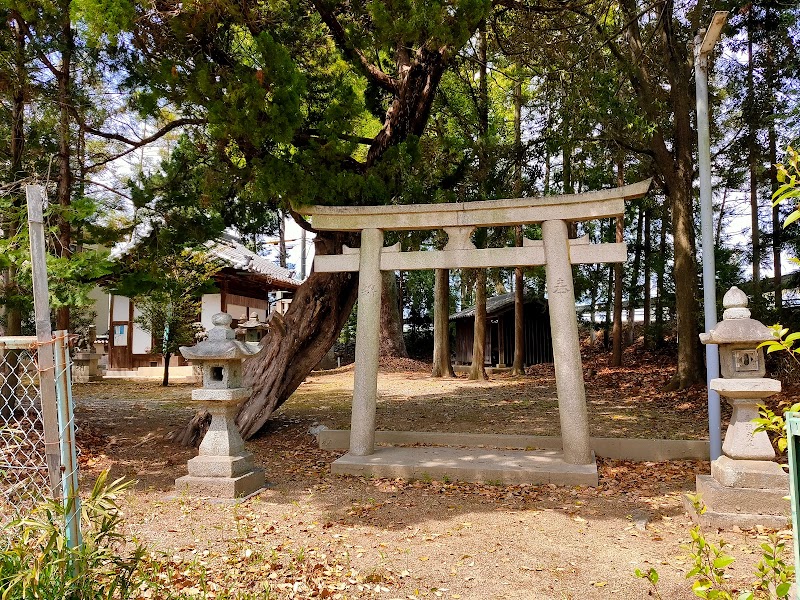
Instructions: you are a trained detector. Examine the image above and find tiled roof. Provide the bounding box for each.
[204,239,298,287]
[450,292,545,320]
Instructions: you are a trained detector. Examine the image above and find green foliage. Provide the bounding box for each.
[752,537,794,599]
[636,494,795,598]
[634,567,662,599]
[70,0,135,45]
[774,147,800,228]
[0,471,145,600]
[129,250,219,360]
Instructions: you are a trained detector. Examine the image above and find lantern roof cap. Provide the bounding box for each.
[700,287,774,345]
[180,313,262,361]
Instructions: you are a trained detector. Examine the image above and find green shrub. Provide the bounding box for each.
[0,471,145,600]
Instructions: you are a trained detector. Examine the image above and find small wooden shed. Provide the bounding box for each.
[450,292,553,367]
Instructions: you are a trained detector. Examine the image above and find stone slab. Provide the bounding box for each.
[684,496,789,530]
[331,447,598,486]
[72,374,103,383]
[711,456,788,489]
[192,387,250,402]
[689,474,790,530]
[175,469,265,499]
[710,377,781,398]
[187,454,256,478]
[453,365,513,375]
[315,243,627,272]
[316,429,710,461]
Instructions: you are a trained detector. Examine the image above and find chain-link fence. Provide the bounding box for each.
[0,334,78,530]
[0,339,48,518]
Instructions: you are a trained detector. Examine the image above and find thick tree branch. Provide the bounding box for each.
[84,117,206,170]
[312,1,399,94]
[288,207,318,234]
[13,13,60,76]
[79,115,205,147]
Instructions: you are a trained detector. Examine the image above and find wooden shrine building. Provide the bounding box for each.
[450,292,553,368]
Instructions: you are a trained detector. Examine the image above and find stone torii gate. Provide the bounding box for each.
[302,179,650,478]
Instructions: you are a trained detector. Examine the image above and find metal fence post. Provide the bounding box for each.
[785,412,800,593]
[54,331,81,549]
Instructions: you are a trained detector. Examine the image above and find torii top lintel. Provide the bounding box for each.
[300,179,651,232]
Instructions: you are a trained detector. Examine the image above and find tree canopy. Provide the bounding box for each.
[1,0,798,434]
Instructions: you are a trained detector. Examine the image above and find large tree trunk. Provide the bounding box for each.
[431,268,455,378]
[511,79,525,376]
[238,5,488,437]
[617,0,702,388]
[643,208,652,348]
[56,1,73,332]
[512,227,525,376]
[278,209,287,268]
[611,214,624,366]
[626,202,643,345]
[238,231,358,439]
[611,162,625,366]
[747,11,762,311]
[379,270,408,357]
[469,269,487,380]
[766,10,781,317]
[654,207,668,346]
[162,352,171,387]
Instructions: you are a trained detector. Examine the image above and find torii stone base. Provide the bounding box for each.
[331,446,598,486]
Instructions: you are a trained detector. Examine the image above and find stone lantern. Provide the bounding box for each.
[694,286,789,528]
[72,325,102,383]
[175,313,265,499]
[235,314,269,346]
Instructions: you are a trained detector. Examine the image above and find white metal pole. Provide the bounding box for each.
[694,12,728,461]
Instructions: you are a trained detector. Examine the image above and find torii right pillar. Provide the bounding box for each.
[542,220,593,465]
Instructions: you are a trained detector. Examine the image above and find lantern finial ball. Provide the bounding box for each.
[212,312,233,327]
[723,286,750,320]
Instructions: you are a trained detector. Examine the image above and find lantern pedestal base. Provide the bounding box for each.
[686,473,789,530]
[176,468,265,499]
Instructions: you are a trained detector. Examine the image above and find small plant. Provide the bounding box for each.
[634,567,662,599]
[635,494,794,599]
[0,470,146,600]
[752,535,794,599]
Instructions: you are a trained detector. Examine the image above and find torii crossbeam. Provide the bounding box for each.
[301,179,650,471]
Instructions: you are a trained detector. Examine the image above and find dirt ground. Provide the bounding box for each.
[71,345,797,599]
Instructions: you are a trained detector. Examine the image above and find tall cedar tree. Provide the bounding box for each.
[128,1,493,437]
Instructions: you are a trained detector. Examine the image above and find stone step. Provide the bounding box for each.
[688,474,791,530]
[331,446,598,486]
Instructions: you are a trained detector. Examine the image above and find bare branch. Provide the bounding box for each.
[80,178,133,200]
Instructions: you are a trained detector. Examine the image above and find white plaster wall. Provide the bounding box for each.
[131,306,152,354]
[88,287,110,335]
[227,304,247,321]
[111,295,129,322]
[201,294,222,332]
[250,308,267,322]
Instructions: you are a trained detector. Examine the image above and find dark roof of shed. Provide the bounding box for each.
[450,292,546,320]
